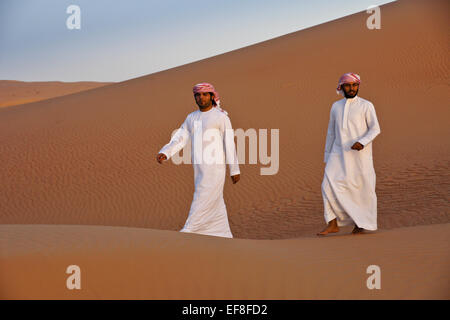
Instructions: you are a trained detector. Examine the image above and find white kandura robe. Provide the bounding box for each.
[322,95,381,230]
[159,107,240,238]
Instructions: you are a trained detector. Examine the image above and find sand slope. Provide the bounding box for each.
[1,223,448,299]
[0,80,113,108]
[0,0,448,239]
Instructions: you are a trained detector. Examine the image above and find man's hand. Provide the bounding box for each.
[351,142,364,151]
[231,174,240,184]
[156,153,167,164]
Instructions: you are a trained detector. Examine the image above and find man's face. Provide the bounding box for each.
[342,82,359,98]
[194,92,214,108]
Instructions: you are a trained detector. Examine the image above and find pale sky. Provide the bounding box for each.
[0,0,395,82]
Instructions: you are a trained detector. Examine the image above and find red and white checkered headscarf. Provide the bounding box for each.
[336,73,361,95]
[193,82,227,114]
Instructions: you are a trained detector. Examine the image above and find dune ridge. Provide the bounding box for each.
[0,80,113,108]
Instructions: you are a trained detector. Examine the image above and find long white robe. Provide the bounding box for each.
[159,107,240,238]
[322,95,381,230]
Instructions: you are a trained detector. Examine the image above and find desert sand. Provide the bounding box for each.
[0,80,112,108]
[0,0,448,299]
[1,223,448,299]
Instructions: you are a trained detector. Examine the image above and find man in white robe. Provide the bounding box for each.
[318,73,381,236]
[156,83,240,238]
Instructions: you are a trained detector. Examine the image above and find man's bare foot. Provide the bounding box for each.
[352,225,365,235]
[317,220,339,236]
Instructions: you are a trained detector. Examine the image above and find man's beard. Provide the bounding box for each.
[344,88,359,99]
[197,100,213,109]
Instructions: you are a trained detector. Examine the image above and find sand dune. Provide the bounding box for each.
[0,80,113,108]
[1,223,448,299]
[0,0,449,299]
[0,0,448,239]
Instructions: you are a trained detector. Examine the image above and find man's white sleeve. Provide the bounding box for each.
[324,106,336,163]
[358,102,381,146]
[223,116,240,176]
[159,117,190,160]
